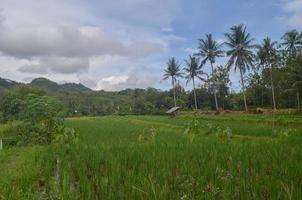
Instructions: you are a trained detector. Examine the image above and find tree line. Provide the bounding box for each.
[164,24,302,112]
[0,25,302,117]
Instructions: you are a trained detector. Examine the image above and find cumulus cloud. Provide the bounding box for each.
[18,64,48,74]
[282,0,302,27]
[0,25,163,59]
[96,71,158,91]
[183,48,198,55]
[285,0,302,11]
[97,75,129,91]
[0,6,168,79]
[77,74,99,89]
[18,57,90,74]
[0,0,182,90]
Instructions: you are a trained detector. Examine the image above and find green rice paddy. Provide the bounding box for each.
[0,114,302,199]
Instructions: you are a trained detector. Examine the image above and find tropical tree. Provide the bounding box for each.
[210,66,231,109]
[184,56,207,109]
[163,57,183,107]
[281,30,302,58]
[258,37,278,110]
[196,34,224,110]
[224,24,256,112]
[287,54,302,110]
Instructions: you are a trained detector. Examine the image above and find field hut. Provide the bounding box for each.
[166,107,181,117]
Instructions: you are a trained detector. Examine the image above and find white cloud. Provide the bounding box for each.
[18,57,90,74]
[285,0,302,11]
[161,27,174,32]
[96,71,158,91]
[0,24,163,59]
[287,14,302,27]
[0,0,183,90]
[18,64,48,75]
[183,48,198,55]
[97,75,129,91]
[281,0,302,27]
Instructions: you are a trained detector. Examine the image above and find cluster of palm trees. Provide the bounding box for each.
[164,24,302,111]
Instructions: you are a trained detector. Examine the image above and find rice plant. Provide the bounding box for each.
[0,114,301,199]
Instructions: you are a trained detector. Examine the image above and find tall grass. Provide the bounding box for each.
[0,114,302,199]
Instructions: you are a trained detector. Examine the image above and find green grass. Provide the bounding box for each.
[0,114,302,199]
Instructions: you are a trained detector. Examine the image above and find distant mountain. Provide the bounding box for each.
[61,83,92,92]
[0,77,91,93]
[30,77,91,92]
[30,77,61,92]
[0,77,19,88]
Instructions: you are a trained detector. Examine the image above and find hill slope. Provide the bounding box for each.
[0,77,91,93]
[29,78,92,92]
[0,77,19,88]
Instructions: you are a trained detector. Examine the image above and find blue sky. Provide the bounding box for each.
[0,0,301,91]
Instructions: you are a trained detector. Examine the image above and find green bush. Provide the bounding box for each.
[0,92,72,146]
[0,121,22,138]
[0,111,3,123]
[0,92,24,122]
[17,95,66,145]
[14,122,48,145]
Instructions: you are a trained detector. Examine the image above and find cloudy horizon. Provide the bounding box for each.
[0,0,301,91]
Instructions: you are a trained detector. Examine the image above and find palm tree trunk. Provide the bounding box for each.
[210,62,219,111]
[261,66,265,106]
[172,78,176,107]
[239,66,248,112]
[269,65,276,110]
[192,77,197,110]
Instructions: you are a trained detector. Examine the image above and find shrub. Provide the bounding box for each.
[0,92,72,146]
[0,111,3,123]
[0,92,24,122]
[53,127,78,145]
[18,95,65,144]
[14,122,49,145]
[0,121,22,137]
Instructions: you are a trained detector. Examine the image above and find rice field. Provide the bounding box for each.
[0,114,302,199]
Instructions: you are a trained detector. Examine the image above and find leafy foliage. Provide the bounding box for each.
[0,90,75,146]
[0,27,302,114]
[281,30,302,58]
[184,55,207,109]
[196,34,224,65]
[224,24,256,111]
[163,57,183,107]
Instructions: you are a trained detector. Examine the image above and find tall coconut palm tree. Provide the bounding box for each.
[224,24,256,112]
[281,30,302,58]
[196,34,224,111]
[183,55,207,109]
[258,37,278,110]
[163,57,183,107]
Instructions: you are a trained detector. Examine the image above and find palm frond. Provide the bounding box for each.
[224,24,256,73]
